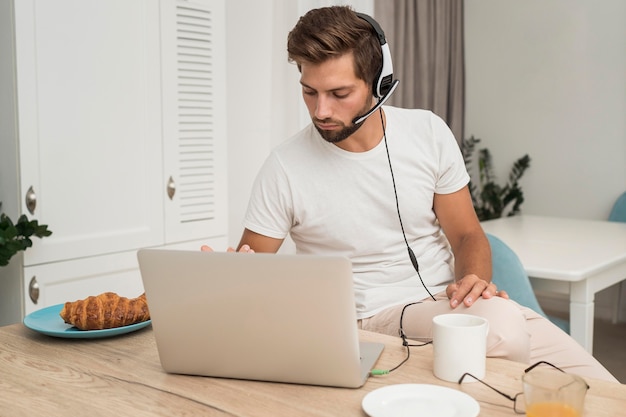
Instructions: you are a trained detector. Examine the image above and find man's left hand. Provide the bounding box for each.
[446,274,509,308]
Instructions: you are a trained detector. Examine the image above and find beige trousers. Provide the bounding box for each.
[358,291,618,382]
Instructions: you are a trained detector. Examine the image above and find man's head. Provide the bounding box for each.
[287,6,382,98]
[287,6,384,144]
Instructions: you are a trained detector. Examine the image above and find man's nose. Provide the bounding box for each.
[315,95,333,120]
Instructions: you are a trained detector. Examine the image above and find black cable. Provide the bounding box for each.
[369,109,438,377]
[398,302,432,347]
[370,302,432,375]
[379,109,436,301]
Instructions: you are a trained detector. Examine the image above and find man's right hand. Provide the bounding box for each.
[200,244,255,253]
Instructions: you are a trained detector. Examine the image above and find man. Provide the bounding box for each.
[207,6,616,382]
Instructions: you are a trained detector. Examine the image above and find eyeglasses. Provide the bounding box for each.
[458,361,590,414]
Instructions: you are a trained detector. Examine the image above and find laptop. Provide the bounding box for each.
[136,249,384,388]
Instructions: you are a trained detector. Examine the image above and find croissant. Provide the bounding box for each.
[59,292,150,330]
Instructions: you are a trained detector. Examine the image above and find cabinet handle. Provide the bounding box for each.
[166,176,176,200]
[25,186,37,215]
[29,276,39,304]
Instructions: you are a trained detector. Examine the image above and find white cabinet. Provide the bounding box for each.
[160,0,228,243]
[0,0,228,324]
[12,0,165,265]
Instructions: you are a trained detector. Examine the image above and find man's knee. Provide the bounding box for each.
[467,297,531,363]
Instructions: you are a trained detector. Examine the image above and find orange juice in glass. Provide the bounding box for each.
[526,401,581,417]
[522,367,587,417]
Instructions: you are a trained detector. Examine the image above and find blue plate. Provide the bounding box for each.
[23,303,151,339]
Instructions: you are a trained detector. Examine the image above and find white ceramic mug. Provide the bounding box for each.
[432,314,489,383]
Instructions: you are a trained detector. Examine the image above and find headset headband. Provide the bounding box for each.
[355,12,394,98]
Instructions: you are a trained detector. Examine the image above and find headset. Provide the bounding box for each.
[352,13,400,125]
[355,12,395,98]
[355,12,435,302]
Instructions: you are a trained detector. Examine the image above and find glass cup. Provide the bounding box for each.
[522,366,588,417]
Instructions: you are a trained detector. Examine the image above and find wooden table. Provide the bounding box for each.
[1,323,624,416]
[481,215,626,353]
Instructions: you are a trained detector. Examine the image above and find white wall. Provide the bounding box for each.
[225,0,301,247]
[464,0,626,220]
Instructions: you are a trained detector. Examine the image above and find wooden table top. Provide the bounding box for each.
[1,323,624,416]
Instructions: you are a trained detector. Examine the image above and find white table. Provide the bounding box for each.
[481,215,626,353]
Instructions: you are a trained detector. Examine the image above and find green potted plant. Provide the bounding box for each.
[0,202,52,266]
[461,136,531,221]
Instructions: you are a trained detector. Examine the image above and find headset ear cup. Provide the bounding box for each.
[355,12,395,99]
[376,42,394,97]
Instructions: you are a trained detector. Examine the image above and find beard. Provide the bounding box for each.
[312,100,373,144]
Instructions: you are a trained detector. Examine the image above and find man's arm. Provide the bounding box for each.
[200,229,283,253]
[237,228,284,253]
[433,186,508,308]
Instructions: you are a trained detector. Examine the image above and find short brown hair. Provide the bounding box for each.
[287,6,382,93]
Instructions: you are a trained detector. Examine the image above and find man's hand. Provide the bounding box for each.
[200,244,255,253]
[446,274,509,308]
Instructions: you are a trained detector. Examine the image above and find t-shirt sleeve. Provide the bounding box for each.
[242,152,293,239]
[431,112,470,194]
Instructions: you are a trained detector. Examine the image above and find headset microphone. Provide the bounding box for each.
[352,79,399,125]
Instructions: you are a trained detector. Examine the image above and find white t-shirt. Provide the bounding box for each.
[243,107,470,319]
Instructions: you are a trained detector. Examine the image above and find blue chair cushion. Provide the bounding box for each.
[487,233,570,333]
[609,191,626,222]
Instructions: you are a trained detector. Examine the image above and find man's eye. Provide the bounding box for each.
[303,89,316,96]
[334,92,349,99]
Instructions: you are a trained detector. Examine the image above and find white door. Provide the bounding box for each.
[160,0,228,244]
[15,0,164,266]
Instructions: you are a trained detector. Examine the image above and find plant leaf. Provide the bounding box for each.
[0,212,52,266]
[508,154,531,184]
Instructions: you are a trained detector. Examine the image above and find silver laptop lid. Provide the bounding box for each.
[137,249,382,388]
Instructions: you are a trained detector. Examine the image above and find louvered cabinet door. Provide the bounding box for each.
[161,0,228,244]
